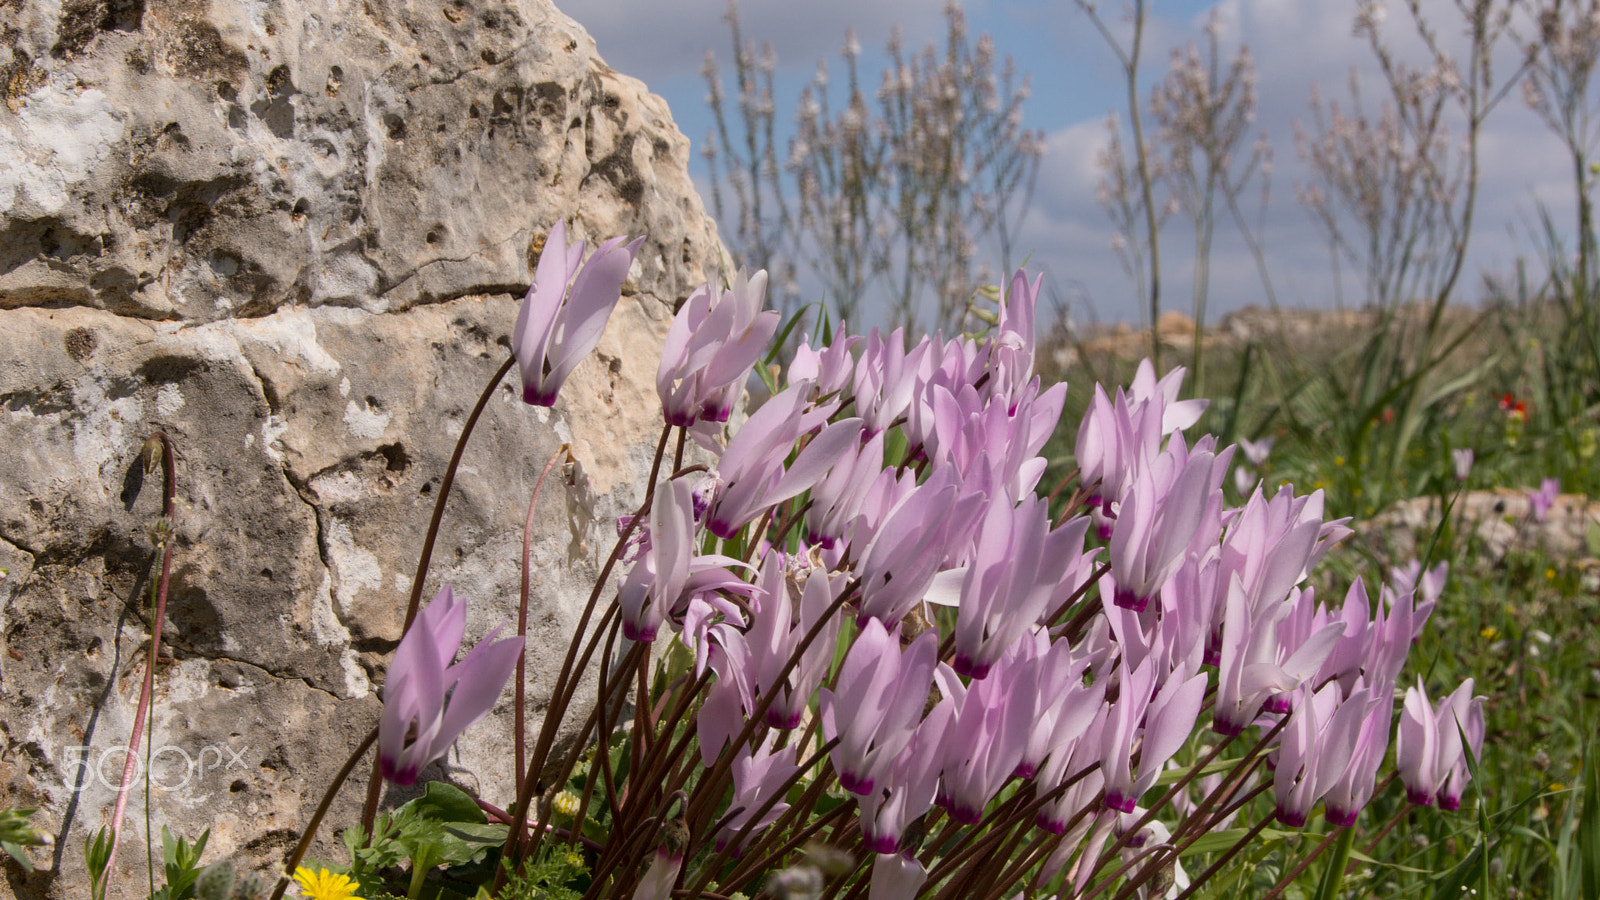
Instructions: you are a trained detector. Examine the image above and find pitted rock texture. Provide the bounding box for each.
[0,1,721,896]
[2,0,712,320]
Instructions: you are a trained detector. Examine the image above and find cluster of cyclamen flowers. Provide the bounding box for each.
[362,223,1484,900]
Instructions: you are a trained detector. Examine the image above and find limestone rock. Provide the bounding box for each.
[1363,488,1600,566]
[0,0,721,896]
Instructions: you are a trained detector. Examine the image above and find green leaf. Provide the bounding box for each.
[0,807,44,872]
[434,822,509,868]
[1580,742,1600,900]
[159,827,210,900]
[85,826,112,900]
[1180,827,1296,856]
[401,782,488,827]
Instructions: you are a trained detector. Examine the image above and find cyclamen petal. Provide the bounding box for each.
[717,734,801,853]
[952,498,1088,679]
[1396,676,1487,809]
[513,221,643,406]
[1109,445,1222,612]
[1273,683,1372,827]
[1324,679,1394,826]
[821,620,938,796]
[868,853,928,900]
[658,268,781,426]
[379,586,523,785]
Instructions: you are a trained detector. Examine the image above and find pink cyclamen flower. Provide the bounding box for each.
[1238,435,1274,468]
[512,220,644,406]
[1397,677,1485,809]
[633,846,682,900]
[1109,440,1225,612]
[1323,678,1395,826]
[789,331,859,400]
[936,654,1035,823]
[950,496,1088,679]
[868,853,928,900]
[989,268,1042,403]
[1212,575,1344,736]
[658,268,781,426]
[858,696,951,853]
[379,586,523,785]
[854,328,933,437]
[617,478,751,643]
[854,464,985,627]
[704,383,859,538]
[1100,657,1207,813]
[739,554,844,729]
[1530,477,1560,522]
[1272,682,1374,827]
[717,733,801,853]
[820,619,939,796]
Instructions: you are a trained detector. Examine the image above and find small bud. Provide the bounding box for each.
[140,435,164,477]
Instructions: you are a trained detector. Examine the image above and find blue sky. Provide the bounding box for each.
[580,0,1576,326]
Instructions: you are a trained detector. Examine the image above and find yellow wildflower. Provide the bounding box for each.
[1480,627,1499,640]
[294,867,360,900]
[1546,568,1557,581]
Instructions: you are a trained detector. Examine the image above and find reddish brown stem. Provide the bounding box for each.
[105,432,177,882]
[363,353,515,829]
[519,445,574,795]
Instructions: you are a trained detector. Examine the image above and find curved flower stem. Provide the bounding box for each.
[1259,825,1345,900]
[942,810,1040,900]
[1093,730,1241,872]
[630,642,652,798]
[1167,812,1274,900]
[1106,779,1273,900]
[362,353,515,830]
[472,797,604,852]
[722,799,854,897]
[924,767,1100,891]
[1045,465,1081,507]
[678,586,857,863]
[1169,716,1286,848]
[620,669,713,837]
[682,738,839,900]
[500,423,674,886]
[718,763,837,891]
[519,444,575,795]
[588,624,641,826]
[267,726,379,900]
[975,829,1060,900]
[1358,775,1404,857]
[105,431,177,886]
[582,791,687,900]
[1044,561,1112,638]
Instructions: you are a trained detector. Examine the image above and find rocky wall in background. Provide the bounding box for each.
[0,1,722,895]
